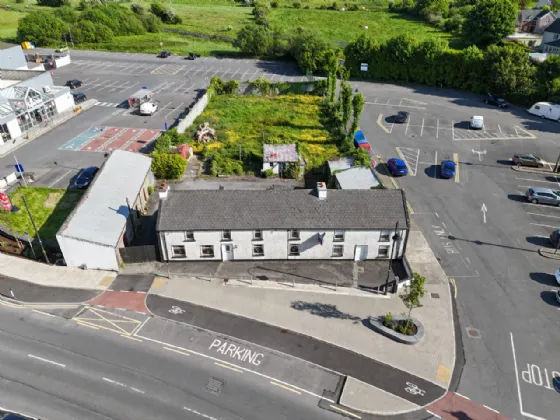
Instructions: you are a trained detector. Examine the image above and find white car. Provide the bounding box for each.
[140,102,158,116]
[555,268,560,285]
[470,115,484,129]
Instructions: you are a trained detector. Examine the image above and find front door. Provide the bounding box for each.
[221,244,234,261]
[354,245,367,261]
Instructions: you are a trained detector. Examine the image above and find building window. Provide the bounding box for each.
[253,244,264,257]
[332,245,344,257]
[222,230,231,241]
[171,245,186,259]
[334,230,345,242]
[290,230,300,240]
[184,231,194,241]
[201,245,214,258]
[379,230,391,242]
[289,244,300,256]
[378,245,390,257]
[270,163,274,168]
[253,229,263,240]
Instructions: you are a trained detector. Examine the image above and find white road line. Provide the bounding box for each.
[48,169,72,188]
[436,119,439,138]
[530,223,559,229]
[454,392,470,400]
[405,116,410,135]
[426,410,441,419]
[231,68,240,79]
[102,377,145,394]
[184,406,219,420]
[290,75,294,82]
[166,102,183,119]
[28,354,66,368]
[451,120,454,139]
[420,118,425,137]
[241,68,250,80]
[251,69,260,79]
[483,405,500,413]
[434,151,438,178]
[527,212,560,219]
[515,177,556,183]
[159,101,173,113]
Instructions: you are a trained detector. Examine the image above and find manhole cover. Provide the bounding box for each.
[431,293,440,299]
[466,327,481,339]
[206,378,224,395]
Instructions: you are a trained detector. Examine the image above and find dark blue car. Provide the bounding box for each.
[440,160,456,179]
[387,158,408,176]
[74,166,98,189]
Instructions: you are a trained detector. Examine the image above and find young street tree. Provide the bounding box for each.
[340,81,353,130]
[400,272,427,330]
[350,93,365,135]
[462,0,518,47]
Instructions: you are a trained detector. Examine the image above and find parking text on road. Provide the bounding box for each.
[521,363,560,391]
[209,339,264,366]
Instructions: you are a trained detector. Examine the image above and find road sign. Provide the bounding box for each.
[360,63,368,72]
[14,164,24,173]
[164,122,168,130]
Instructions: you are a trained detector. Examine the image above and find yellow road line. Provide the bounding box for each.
[449,278,457,298]
[32,309,57,318]
[453,153,460,183]
[395,147,414,176]
[407,201,414,215]
[78,317,139,324]
[90,307,143,323]
[329,405,362,419]
[121,335,143,342]
[215,362,243,373]
[74,319,125,334]
[0,301,22,308]
[270,381,301,395]
[376,114,390,133]
[75,321,99,330]
[163,346,191,356]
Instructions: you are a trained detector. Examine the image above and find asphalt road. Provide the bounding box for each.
[0,301,344,420]
[357,81,560,420]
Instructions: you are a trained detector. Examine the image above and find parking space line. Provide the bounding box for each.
[451,120,455,139]
[166,102,183,119]
[434,151,438,179]
[527,212,560,219]
[329,405,361,419]
[453,153,460,183]
[270,381,301,395]
[215,362,243,373]
[420,118,425,137]
[515,177,557,184]
[376,114,391,134]
[405,116,410,135]
[531,223,559,229]
[231,68,240,79]
[436,119,439,138]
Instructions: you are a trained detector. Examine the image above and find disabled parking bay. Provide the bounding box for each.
[510,332,560,420]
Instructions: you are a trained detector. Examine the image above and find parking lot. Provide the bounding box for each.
[60,126,161,154]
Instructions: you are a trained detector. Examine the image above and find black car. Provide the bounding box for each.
[485,93,508,108]
[185,52,200,60]
[66,79,82,89]
[72,92,87,103]
[74,166,98,189]
[395,111,409,123]
[158,50,171,58]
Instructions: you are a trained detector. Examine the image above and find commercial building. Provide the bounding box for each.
[0,44,75,144]
[57,150,153,271]
[156,184,410,262]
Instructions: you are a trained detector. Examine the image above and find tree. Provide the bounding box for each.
[17,12,67,46]
[289,28,338,74]
[462,0,518,47]
[483,43,535,96]
[553,0,560,12]
[235,25,272,56]
[54,6,78,24]
[400,272,427,331]
[151,153,187,179]
[72,21,114,44]
[340,81,353,130]
[415,0,450,16]
[536,55,560,99]
[150,2,182,24]
[37,0,70,6]
[350,93,365,134]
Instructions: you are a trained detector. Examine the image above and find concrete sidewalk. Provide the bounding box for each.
[151,228,455,414]
[0,252,115,291]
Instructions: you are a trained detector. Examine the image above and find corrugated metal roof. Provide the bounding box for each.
[335,167,380,189]
[57,150,152,247]
[263,144,300,163]
[327,157,354,173]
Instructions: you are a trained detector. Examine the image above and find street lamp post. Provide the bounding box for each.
[21,196,49,264]
[384,220,401,295]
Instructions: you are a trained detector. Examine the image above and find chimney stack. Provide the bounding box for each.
[317,182,327,200]
[158,183,170,200]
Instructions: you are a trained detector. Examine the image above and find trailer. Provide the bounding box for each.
[128,88,152,108]
[353,129,371,152]
[527,102,560,120]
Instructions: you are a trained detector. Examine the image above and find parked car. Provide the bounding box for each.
[556,290,560,305]
[140,102,158,116]
[395,111,409,123]
[74,166,98,189]
[485,93,508,108]
[527,102,560,120]
[470,115,484,129]
[387,158,408,176]
[185,52,200,60]
[158,50,171,58]
[512,153,545,168]
[440,160,456,179]
[555,268,560,285]
[525,187,560,206]
[353,129,371,151]
[71,92,87,104]
[66,79,82,89]
[550,229,560,248]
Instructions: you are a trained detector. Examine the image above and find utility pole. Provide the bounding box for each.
[14,153,27,187]
[384,220,400,295]
[21,196,49,264]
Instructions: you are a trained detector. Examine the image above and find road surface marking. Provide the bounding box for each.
[426,410,441,419]
[270,381,301,394]
[436,119,439,138]
[164,346,191,356]
[376,114,391,133]
[420,117,425,136]
[530,223,558,229]
[184,405,219,420]
[32,309,56,318]
[449,278,457,298]
[48,170,72,188]
[453,153,460,183]
[329,405,361,419]
[215,362,243,373]
[121,335,143,342]
[102,377,145,394]
[483,405,500,413]
[434,151,438,179]
[527,212,560,219]
[455,392,470,400]
[405,115,410,134]
[28,354,66,368]
[76,322,99,330]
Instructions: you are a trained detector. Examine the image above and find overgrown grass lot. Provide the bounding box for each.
[0,187,83,241]
[190,94,338,173]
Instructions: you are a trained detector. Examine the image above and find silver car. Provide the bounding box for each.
[525,187,560,206]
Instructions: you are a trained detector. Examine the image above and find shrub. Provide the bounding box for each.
[293,2,301,8]
[80,4,146,37]
[17,12,67,46]
[72,21,115,44]
[235,24,272,56]
[347,3,359,11]
[263,168,274,178]
[153,133,172,154]
[151,153,187,179]
[382,312,394,327]
[131,3,144,15]
[54,6,78,23]
[147,185,154,195]
[141,13,162,33]
[150,3,182,24]
[270,0,278,7]
[285,162,301,179]
[37,0,70,7]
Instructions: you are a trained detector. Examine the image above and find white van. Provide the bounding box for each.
[527,102,560,120]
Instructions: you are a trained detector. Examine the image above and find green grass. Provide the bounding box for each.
[192,94,339,169]
[0,187,83,241]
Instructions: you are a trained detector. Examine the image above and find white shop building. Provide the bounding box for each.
[156,184,410,262]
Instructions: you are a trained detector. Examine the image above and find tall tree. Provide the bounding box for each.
[17,12,67,46]
[535,55,560,99]
[340,81,353,130]
[483,43,535,96]
[462,0,518,47]
[350,93,365,135]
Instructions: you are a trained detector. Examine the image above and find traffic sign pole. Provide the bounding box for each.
[13,153,27,187]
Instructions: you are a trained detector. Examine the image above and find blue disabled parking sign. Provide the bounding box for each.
[14,164,24,173]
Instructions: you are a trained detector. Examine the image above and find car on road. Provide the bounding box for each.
[556,290,560,305]
[74,166,98,189]
[550,229,560,248]
[71,92,87,104]
[470,115,484,129]
[65,79,82,89]
[158,50,171,58]
[395,111,409,123]
[555,268,560,285]
[525,187,560,206]
[512,153,545,168]
[185,52,200,60]
[387,158,408,176]
[140,102,158,116]
[485,93,508,108]
[440,160,456,179]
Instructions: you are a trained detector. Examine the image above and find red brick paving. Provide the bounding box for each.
[79,127,123,152]
[124,129,161,152]
[86,290,150,314]
[427,392,509,420]
[99,128,138,153]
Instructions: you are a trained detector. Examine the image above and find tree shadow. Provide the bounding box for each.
[530,272,558,286]
[447,235,536,253]
[290,301,362,323]
[443,410,474,420]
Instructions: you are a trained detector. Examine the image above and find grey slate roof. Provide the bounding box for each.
[544,18,560,34]
[544,38,560,47]
[157,189,409,231]
[57,149,152,247]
